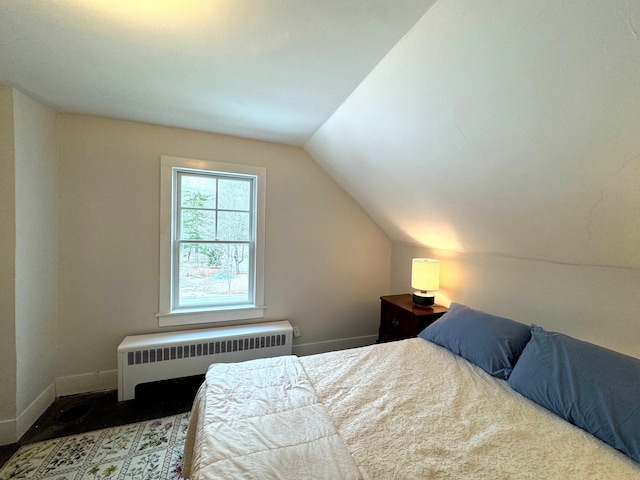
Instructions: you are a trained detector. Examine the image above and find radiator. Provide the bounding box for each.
[117,320,293,401]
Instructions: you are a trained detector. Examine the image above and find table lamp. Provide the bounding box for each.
[411,258,440,307]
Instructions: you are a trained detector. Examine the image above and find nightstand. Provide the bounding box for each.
[378,294,448,342]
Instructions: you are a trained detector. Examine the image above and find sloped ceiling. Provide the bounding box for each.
[0,0,435,145]
[3,1,639,269]
[306,0,640,269]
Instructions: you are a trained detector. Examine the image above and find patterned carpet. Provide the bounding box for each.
[0,413,189,480]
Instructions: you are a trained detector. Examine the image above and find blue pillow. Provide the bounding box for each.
[418,302,532,379]
[508,326,640,463]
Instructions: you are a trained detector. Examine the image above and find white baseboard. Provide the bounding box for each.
[0,337,374,446]
[0,418,16,446]
[292,334,377,357]
[0,383,55,446]
[17,383,56,439]
[55,370,118,398]
[1,372,117,445]
[38,336,376,406]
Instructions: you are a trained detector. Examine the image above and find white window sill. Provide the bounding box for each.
[157,305,266,328]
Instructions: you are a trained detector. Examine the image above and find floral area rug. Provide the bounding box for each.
[0,413,189,480]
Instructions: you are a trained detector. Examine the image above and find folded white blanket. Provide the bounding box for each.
[184,339,640,479]
[183,355,362,480]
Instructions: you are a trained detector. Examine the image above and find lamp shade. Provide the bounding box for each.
[411,258,440,292]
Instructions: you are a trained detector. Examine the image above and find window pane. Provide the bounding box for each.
[180,209,216,240]
[218,178,251,210]
[181,174,217,209]
[178,242,250,307]
[217,211,250,241]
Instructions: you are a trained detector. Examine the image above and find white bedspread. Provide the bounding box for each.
[300,338,640,479]
[184,338,640,479]
[183,355,362,480]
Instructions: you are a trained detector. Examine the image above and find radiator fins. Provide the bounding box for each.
[127,334,288,366]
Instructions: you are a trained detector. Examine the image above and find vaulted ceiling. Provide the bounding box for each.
[306,0,640,269]
[0,0,435,145]
[2,0,640,269]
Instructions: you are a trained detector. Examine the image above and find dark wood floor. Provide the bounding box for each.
[0,375,203,469]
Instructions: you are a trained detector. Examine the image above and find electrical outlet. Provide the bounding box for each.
[292,325,301,338]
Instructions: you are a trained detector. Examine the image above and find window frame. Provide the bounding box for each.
[158,155,266,327]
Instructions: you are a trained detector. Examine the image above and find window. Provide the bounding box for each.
[159,156,266,327]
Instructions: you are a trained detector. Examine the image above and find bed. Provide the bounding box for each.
[182,303,640,479]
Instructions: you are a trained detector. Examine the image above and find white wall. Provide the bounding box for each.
[392,243,640,359]
[0,87,58,446]
[13,90,58,436]
[0,86,17,439]
[306,0,640,268]
[56,115,390,393]
[306,0,640,357]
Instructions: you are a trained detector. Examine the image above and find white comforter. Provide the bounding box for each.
[182,355,362,480]
[185,338,640,479]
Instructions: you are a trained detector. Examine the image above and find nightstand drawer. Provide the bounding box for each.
[378,294,448,342]
[381,307,417,340]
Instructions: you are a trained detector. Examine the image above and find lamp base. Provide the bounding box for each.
[412,292,435,307]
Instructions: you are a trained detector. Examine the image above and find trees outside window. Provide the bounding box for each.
[159,156,266,327]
